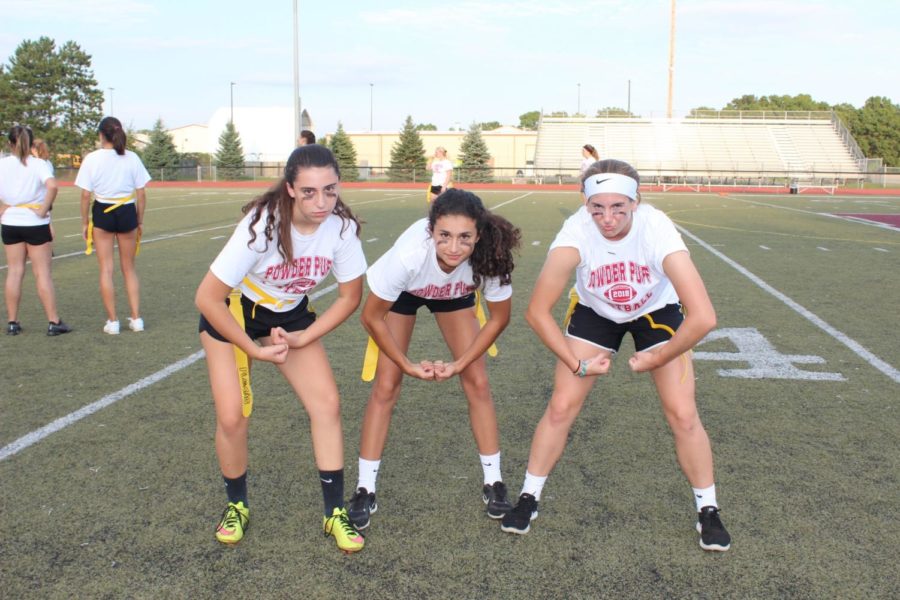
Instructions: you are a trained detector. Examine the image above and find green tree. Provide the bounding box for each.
[852,96,900,166]
[415,123,437,131]
[214,121,246,180]
[595,107,635,117]
[1,37,103,158]
[518,110,540,130]
[142,118,181,180]
[457,123,493,183]
[724,93,830,112]
[389,116,427,182]
[478,121,502,131]
[549,111,569,118]
[329,122,359,182]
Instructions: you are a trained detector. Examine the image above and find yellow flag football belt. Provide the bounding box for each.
[85,193,137,256]
[228,289,254,418]
[361,289,497,382]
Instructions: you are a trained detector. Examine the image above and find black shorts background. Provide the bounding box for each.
[2,224,52,246]
[566,302,684,353]
[92,201,138,233]
[199,294,316,342]
[389,291,476,315]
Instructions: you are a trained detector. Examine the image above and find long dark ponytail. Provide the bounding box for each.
[428,188,521,288]
[8,125,33,165]
[242,144,361,263]
[98,116,127,155]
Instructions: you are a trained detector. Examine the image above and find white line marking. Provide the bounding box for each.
[490,192,533,210]
[759,245,771,250]
[728,196,899,232]
[210,235,225,240]
[531,241,541,246]
[874,247,889,252]
[366,238,378,242]
[677,224,900,384]
[817,246,831,252]
[0,284,338,461]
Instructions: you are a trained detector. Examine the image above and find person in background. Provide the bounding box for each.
[0,126,71,336]
[427,147,453,202]
[31,139,56,250]
[75,117,151,335]
[298,130,316,146]
[501,158,731,553]
[580,144,600,174]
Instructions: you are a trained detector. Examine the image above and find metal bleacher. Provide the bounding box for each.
[533,111,865,189]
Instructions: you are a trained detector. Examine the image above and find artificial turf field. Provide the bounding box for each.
[1,185,898,598]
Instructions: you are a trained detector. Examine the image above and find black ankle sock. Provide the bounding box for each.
[319,469,344,516]
[223,472,248,506]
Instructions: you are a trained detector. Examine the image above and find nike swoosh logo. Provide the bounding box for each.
[595,177,611,185]
[321,478,333,484]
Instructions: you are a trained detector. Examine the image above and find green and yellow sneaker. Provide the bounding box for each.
[215,501,249,545]
[323,507,365,553]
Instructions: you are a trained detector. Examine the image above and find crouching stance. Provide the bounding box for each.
[349,189,521,530]
[195,145,366,552]
[502,159,731,552]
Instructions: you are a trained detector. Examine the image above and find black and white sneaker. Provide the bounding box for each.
[483,481,513,518]
[500,493,539,534]
[347,487,377,530]
[7,321,22,336]
[47,320,72,336]
[696,506,731,551]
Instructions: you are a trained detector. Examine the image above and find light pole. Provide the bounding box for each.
[293,0,301,142]
[108,87,114,116]
[230,82,236,124]
[666,0,676,118]
[577,83,581,115]
[369,83,374,131]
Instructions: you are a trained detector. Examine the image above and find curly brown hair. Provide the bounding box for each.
[428,188,521,288]
[241,145,360,264]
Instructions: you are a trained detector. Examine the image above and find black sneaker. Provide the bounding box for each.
[7,321,22,336]
[347,487,377,530]
[483,481,513,519]
[696,506,731,551]
[500,493,539,534]
[47,320,72,336]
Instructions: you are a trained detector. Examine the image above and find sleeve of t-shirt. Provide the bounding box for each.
[366,246,413,302]
[481,276,513,302]
[130,153,152,188]
[331,220,367,283]
[648,209,688,269]
[35,159,53,183]
[444,160,453,172]
[73,155,95,191]
[548,214,586,268]
[209,214,266,287]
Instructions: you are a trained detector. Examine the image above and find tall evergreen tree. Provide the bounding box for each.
[55,41,104,157]
[389,116,427,182]
[142,119,181,180]
[328,122,359,182]
[214,121,245,180]
[457,123,493,183]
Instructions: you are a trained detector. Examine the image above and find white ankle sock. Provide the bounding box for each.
[521,471,548,501]
[357,458,381,493]
[693,483,718,511]
[479,451,502,485]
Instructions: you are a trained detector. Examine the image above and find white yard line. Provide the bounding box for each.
[678,224,900,384]
[0,284,338,461]
[490,192,534,210]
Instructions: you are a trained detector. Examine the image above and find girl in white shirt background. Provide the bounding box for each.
[0,125,70,336]
[75,117,151,335]
[348,188,522,531]
[427,146,453,202]
[195,144,367,553]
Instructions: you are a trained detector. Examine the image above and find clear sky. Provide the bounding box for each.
[2,0,898,135]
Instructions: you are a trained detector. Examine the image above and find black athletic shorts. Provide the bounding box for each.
[430,185,444,196]
[1,224,52,246]
[199,294,316,342]
[92,201,138,233]
[566,302,684,354]
[389,291,476,315]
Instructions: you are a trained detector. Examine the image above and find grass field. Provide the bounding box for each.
[1,186,898,598]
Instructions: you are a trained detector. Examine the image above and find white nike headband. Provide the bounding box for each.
[582,173,638,201]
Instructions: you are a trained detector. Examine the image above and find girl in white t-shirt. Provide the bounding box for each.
[428,146,453,202]
[75,117,151,335]
[500,159,731,553]
[580,144,600,174]
[0,126,70,336]
[347,188,521,530]
[195,144,367,553]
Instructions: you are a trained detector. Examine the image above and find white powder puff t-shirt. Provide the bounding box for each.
[0,155,54,226]
[430,159,453,187]
[367,218,512,303]
[549,203,687,323]
[210,211,367,312]
[75,149,151,203]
